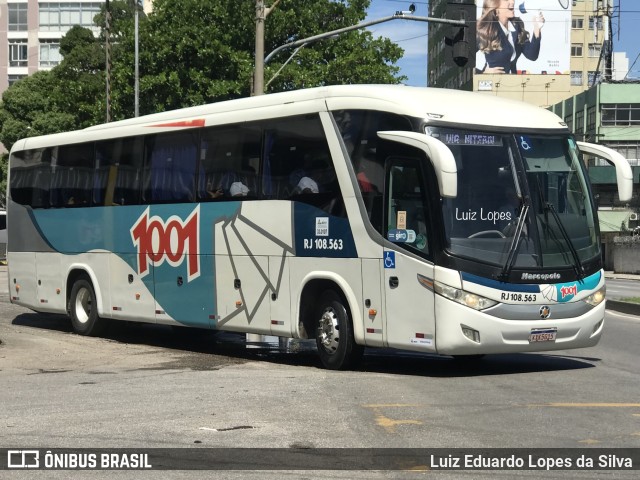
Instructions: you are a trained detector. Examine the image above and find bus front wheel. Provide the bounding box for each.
[315,290,363,370]
[69,276,107,336]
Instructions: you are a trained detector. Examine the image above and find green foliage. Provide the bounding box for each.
[0,153,7,209]
[0,0,406,140]
[109,0,405,117]
[0,1,408,204]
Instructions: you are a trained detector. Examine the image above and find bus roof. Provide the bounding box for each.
[14,85,567,151]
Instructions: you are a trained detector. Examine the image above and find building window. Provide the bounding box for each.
[571,44,583,56]
[587,106,597,132]
[571,18,584,29]
[575,110,584,136]
[564,115,574,132]
[601,104,640,127]
[8,3,28,31]
[40,41,62,67]
[9,40,28,67]
[570,71,583,85]
[39,2,102,33]
[588,16,603,30]
[588,43,602,57]
[8,74,27,86]
[588,71,601,85]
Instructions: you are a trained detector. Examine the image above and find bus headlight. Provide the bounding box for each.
[585,286,606,306]
[434,282,498,311]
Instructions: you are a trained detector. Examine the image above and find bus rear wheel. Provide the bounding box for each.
[315,290,363,370]
[69,276,107,336]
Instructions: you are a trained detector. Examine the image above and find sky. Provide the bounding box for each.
[366,0,640,86]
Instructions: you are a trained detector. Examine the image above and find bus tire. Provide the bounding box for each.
[315,289,363,370]
[69,276,107,336]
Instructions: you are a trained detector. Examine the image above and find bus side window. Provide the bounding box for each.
[264,115,344,216]
[95,137,144,206]
[333,110,414,231]
[144,131,198,204]
[198,124,261,201]
[51,143,95,207]
[9,149,52,208]
[385,157,430,256]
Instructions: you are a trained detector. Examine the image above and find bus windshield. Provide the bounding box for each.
[426,127,598,270]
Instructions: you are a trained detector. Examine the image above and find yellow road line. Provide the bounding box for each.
[529,403,640,408]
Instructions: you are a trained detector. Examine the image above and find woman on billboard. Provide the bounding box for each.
[476,0,545,74]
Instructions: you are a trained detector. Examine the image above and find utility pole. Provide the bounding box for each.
[105,0,111,122]
[134,0,140,117]
[253,0,281,96]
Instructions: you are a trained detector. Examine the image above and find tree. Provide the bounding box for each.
[108,0,405,117]
[0,0,406,138]
[0,26,105,152]
[52,25,107,127]
[0,0,407,206]
[263,0,405,90]
[0,71,67,150]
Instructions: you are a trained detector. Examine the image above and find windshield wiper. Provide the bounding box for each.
[498,204,529,281]
[544,202,585,280]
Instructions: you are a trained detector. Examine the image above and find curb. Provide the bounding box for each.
[606,299,640,316]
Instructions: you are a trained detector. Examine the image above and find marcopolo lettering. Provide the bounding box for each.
[521,272,561,281]
[130,206,200,281]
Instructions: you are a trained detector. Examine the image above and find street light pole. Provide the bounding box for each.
[261,13,465,89]
[105,0,111,122]
[134,1,140,117]
[253,0,281,96]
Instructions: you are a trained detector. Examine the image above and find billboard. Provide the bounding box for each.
[475,0,572,75]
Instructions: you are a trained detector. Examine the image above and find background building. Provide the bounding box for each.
[0,0,152,98]
[428,0,619,107]
[549,81,640,269]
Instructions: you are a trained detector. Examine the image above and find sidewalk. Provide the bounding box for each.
[604,271,640,281]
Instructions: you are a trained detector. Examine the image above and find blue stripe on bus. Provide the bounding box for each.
[462,270,602,301]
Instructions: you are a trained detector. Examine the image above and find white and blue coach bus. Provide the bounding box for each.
[6,85,633,369]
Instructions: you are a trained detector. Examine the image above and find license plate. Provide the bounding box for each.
[529,327,557,343]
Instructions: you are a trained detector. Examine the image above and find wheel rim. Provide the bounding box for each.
[74,287,92,325]
[318,308,340,354]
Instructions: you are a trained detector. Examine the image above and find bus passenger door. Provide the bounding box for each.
[381,153,437,353]
[384,253,436,352]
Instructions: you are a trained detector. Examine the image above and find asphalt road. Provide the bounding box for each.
[1,269,639,479]
[606,278,640,300]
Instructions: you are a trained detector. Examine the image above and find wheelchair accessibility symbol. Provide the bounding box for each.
[384,251,396,269]
[519,135,532,151]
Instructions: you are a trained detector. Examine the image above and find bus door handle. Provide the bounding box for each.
[389,276,399,289]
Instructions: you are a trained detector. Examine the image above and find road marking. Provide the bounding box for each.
[528,403,640,408]
[362,404,423,434]
[578,439,600,444]
[606,310,640,320]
